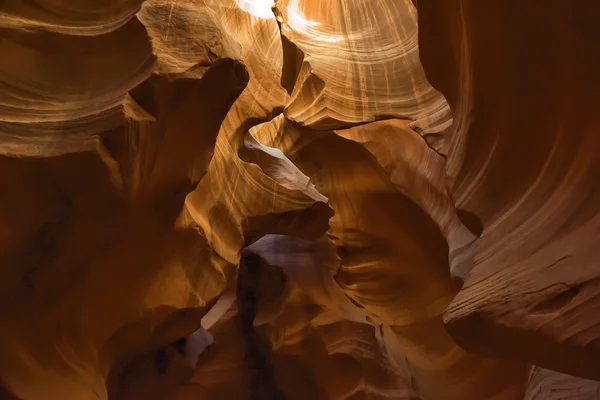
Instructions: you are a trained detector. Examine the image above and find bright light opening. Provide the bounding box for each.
[235,0,275,19]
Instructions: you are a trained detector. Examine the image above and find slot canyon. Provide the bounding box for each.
[1,0,600,399]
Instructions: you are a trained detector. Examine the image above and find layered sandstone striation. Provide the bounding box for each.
[525,367,600,400]
[416,0,600,380]
[1,0,599,399]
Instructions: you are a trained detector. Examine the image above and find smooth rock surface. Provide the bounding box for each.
[415,0,600,380]
[2,0,600,398]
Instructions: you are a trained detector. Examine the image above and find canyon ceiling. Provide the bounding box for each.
[1,0,599,399]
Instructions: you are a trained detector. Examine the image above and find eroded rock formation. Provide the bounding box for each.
[1,0,599,399]
[416,0,600,380]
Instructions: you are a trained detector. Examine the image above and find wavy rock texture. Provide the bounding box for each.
[275,0,452,145]
[0,1,328,399]
[186,0,332,265]
[525,367,600,400]
[415,0,600,380]
[2,0,600,399]
[0,0,144,33]
[191,247,419,400]
[251,115,527,400]
[0,60,245,400]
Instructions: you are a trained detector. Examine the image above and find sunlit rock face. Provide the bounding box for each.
[1,0,599,399]
[274,0,452,150]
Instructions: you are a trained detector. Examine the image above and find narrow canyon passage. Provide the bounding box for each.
[0,0,599,399]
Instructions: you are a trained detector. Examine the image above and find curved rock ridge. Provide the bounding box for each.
[0,56,248,400]
[0,18,154,124]
[332,119,477,279]
[244,234,368,324]
[0,1,329,399]
[2,0,600,398]
[250,115,527,400]
[186,0,332,265]
[189,248,420,400]
[525,367,600,400]
[415,0,600,380]
[137,0,242,79]
[274,0,452,147]
[0,0,144,34]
